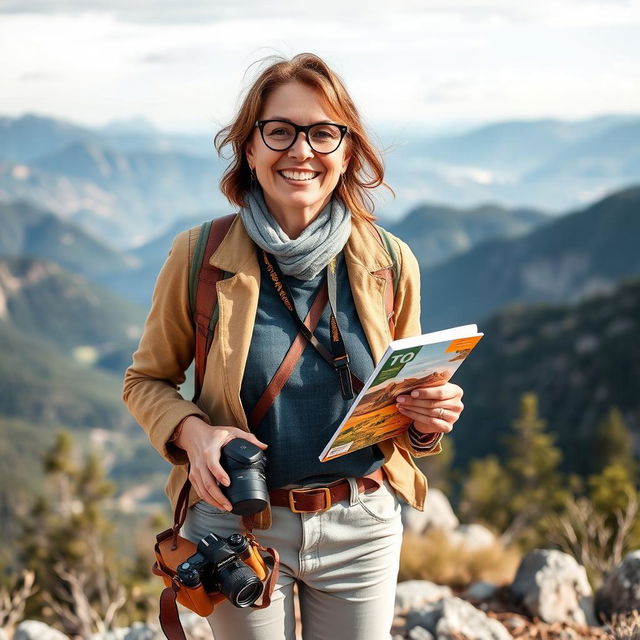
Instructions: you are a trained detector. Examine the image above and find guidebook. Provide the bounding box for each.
[319,324,484,462]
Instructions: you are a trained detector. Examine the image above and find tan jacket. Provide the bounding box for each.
[122,215,441,524]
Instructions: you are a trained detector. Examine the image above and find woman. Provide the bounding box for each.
[123,53,464,640]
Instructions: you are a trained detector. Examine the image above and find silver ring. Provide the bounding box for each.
[438,408,445,420]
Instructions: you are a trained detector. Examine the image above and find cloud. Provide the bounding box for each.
[18,71,61,81]
[2,0,638,28]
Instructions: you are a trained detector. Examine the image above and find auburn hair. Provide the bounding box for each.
[214,52,393,222]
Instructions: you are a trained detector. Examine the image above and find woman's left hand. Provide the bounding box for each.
[395,382,464,435]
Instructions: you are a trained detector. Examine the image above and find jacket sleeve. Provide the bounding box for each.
[389,235,443,459]
[122,228,211,466]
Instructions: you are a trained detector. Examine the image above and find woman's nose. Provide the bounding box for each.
[288,131,314,159]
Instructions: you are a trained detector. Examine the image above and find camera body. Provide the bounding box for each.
[219,439,269,515]
[176,532,265,608]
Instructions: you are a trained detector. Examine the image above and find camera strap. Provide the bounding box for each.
[260,250,363,402]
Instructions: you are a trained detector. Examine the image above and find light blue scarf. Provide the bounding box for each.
[239,185,352,280]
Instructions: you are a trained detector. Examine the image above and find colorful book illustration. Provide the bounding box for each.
[319,324,483,462]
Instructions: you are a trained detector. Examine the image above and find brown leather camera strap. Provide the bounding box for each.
[249,541,280,610]
[159,584,187,640]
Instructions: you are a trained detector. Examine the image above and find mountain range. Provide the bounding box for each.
[419,186,640,331]
[1,112,639,246]
[0,110,638,512]
[452,275,640,476]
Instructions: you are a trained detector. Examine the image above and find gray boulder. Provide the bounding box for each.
[87,630,128,640]
[465,581,499,602]
[511,549,596,626]
[595,549,640,620]
[124,622,164,640]
[14,620,70,640]
[407,627,436,640]
[402,489,459,535]
[406,596,512,640]
[395,580,453,612]
[179,612,213,639]
[449,524,496,551]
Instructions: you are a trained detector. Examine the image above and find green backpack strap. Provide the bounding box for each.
[365,221,401,338]
[189,215,236,402]
[373,224,400,298]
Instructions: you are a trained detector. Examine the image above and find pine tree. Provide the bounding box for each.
[20,431,126,637]
[591,407,636,478]
[460,393,569,546]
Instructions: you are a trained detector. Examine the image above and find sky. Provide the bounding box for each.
[1,0,639,134]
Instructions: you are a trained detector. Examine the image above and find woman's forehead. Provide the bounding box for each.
[259,81,340,123]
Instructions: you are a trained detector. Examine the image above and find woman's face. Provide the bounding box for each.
[245,81,350,227]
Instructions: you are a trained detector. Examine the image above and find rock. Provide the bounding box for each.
[402,489,459,535]
[510,549,597,626]
[124,622,164,640]
[449,524,496,551]
[179,612,213,639]
[395,580,453,612]
[465,581,499,602]
[14,620,71,640]
[595,549,640,620]
[406,596,512,640]
[87,629,128,640]
[408,626,436,640]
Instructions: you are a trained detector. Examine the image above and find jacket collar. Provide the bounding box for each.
[209,214,393,275]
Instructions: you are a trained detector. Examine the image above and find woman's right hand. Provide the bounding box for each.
[174,415,268,511]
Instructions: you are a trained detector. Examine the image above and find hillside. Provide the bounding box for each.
[0,199,135,277]
[0,140,226,248]
[419,185,640,331]
[0,318,128,429]
[0,256,146,361]
[389,202,548,268]
[451,276,640,475]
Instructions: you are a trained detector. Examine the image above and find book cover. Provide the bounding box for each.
[319,324,483,462]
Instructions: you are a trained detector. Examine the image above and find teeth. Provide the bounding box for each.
[280,170,318,181]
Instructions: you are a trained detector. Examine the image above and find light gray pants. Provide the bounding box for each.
[181,477,403,640]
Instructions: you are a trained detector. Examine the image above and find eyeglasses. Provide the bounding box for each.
[255,119,348,154]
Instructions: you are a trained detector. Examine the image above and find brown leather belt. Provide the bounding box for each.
[269,468,385,514]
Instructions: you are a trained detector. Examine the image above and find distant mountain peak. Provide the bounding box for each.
[100,115,158,135]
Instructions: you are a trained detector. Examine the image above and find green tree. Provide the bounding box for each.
[20,431,127,637]
[591,407,636,478]
[460,393,569,546]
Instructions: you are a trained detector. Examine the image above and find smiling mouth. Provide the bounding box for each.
[277,170,321,182]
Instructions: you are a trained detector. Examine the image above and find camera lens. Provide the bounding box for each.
[219,440,269,515]
[218,562,264,608]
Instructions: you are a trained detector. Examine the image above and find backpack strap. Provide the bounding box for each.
[190,214,236,402]
[365,221,400,339]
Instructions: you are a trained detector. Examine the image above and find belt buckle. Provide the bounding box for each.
[288,487,332,513]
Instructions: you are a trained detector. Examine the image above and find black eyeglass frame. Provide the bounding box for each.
[255,119,349,154]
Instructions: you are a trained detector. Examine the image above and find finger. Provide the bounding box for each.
[397,406,453,432]
[397,404,458,421]
[397,397,463,413]
[205,455,232,489]
[234,431,269,450]
[190,469,232,511]
[201,476,233,511]
[409,384,462,402]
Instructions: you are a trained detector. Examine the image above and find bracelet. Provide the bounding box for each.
[408,425,442,450]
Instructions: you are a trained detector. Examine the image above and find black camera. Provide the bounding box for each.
[176,532,264,608]
[219,439,268,515]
